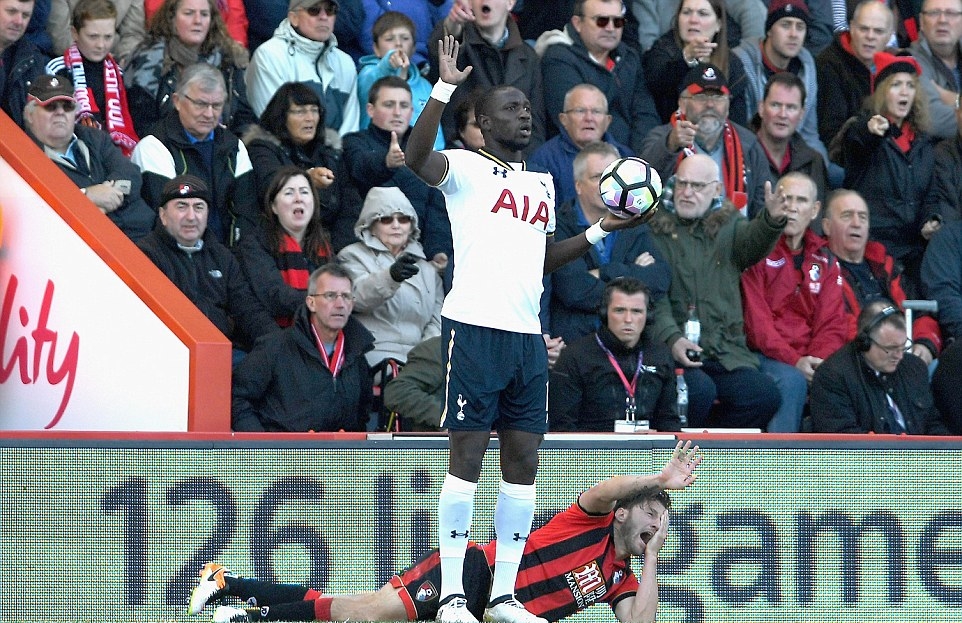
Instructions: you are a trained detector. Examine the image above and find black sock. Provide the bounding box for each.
[255,601,318,621]
[225,577,311,605]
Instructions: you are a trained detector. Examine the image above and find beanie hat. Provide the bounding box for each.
[765,0,811,33]
[160,175,211,206]
[871,51,922,92]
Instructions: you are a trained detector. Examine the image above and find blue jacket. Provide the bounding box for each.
[357,50,444,150]
[359,0,451,68]
[543,24,659,153]
[550,199,671,344]
[529,128,633,207]
[922,220,962,342]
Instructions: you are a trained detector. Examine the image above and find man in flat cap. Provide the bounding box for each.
[137,174,277,355]
[24,74,155,240]
[246,0,359,137]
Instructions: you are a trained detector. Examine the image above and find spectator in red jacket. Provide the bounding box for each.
[822,188,943,365]
[741,172,846,432]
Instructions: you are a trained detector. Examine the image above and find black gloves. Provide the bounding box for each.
[389,253,420,282]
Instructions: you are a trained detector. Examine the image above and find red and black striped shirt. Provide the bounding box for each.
[482,502,638,621]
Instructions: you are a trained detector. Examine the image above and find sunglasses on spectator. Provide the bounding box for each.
[303,2,337,16]
[376,214,412,225]
[39,100,77,112]
[583,14,626,28]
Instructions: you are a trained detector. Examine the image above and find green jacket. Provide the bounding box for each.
[649,207,786,371]
[382,336,443,431]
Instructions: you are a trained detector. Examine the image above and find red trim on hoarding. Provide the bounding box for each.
[0,111,230,431]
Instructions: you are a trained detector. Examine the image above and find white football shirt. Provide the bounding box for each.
[437,148,556,334]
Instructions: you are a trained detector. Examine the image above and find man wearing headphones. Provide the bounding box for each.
[548,277,682,432]
[809,300,951,434]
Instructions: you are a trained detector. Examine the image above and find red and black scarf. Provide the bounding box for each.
[276,233,332,327]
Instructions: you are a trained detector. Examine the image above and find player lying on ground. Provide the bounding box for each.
[188,441,701,623]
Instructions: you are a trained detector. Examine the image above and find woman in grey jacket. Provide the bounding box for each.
[337,186,444,367]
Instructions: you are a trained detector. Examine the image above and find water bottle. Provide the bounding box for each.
[684,305,701,362]
[675,368,689,427]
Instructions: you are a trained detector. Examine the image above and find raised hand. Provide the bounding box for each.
[764,180,788,220]
[386,131,406,168]
[389,49,410,79]
[389,253,420,282]
[438,35,473,86]
[661,440,701,489]
[867,114,890,137]
[669,118,697,152]
[308,166,335,189]
[443,0,474,37]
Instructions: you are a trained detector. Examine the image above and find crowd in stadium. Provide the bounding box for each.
[4,0,962,435]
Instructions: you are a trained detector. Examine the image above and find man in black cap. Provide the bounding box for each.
[23,74,155,241]
[640,62,773,218]
[137,174,277,354]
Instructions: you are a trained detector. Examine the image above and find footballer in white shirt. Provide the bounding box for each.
[403,35,656,623]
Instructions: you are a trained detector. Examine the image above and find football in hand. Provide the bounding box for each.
[599,157,663,219]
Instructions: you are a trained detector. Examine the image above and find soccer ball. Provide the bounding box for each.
[598,157,662,219]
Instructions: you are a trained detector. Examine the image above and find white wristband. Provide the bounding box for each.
[585,219,610,245]
[431,80,457,104]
